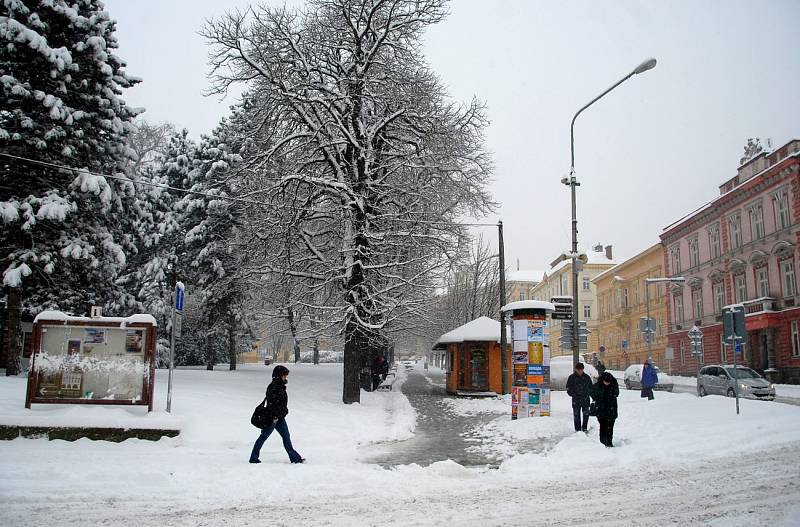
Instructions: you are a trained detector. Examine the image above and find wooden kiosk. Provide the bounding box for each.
[25,310,158,411]
[436,316,510,396]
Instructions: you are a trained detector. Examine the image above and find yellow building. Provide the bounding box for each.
[506,269,545,303]
[593,243,669,371]
[531,245,618,359]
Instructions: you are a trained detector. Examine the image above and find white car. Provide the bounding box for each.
[623,364,674,391]
[400,359,415,369]
[549,356,599,390]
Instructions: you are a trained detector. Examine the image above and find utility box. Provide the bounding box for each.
[25,311,158,411]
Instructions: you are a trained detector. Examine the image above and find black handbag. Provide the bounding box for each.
[250,396,270,429]
[589,402,598,417]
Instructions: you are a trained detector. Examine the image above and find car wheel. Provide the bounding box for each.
[727,388,735,398]
[698,386,707,397]
[625,380,632,390]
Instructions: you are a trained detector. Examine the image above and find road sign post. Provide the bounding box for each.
[167,281,185,413]
[722,305,746,415]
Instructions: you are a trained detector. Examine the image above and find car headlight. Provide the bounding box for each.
[739,383,749,391]
[769,383,775,389]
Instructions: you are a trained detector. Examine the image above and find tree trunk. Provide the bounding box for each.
[313,337,319,366]
[205,316,214,371]
[287,307,300,363]
[228,313,236,371]
[4,287,22,376]
[342,318,364,404]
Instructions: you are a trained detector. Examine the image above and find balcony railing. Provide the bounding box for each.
[742,297,776,314]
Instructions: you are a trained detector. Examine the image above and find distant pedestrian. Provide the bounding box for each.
[641,360,658,400]
[591,371,619,447]
[371,354,390,391]
[566,362,593,433]
[595,360,606,376]
[249,365,305,464]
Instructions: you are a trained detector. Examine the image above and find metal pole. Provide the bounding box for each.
[734,338,740,415]
[167,299,176,413]
[568,59,656,365]
[645,281,652,358]
[498,221,508,394]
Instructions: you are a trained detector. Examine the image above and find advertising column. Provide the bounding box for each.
[503,301,555,420]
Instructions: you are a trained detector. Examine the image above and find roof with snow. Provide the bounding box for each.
[34,310,157,327]
[435,316,503,346]
[501,300,556,313]
[507,270,546,283]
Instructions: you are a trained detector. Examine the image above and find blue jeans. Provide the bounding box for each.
[249,418,302,463]
[572,402,590,431]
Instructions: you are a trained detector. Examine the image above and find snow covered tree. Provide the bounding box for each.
[739,137,765,166]
[0,0,140,374]
[177,119,252,371]
[203,0,494,403]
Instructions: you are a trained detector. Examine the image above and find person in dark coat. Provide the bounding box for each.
[591,371,619,447]
[566,362,593,432]
[249,365,305,464]
[640,360,658,400]
[595,360,606,376]
[371,354,390,391]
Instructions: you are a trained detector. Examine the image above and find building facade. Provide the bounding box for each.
[506,270,544,303]
[531,245,617,357]
[661,139,800,382]
[593,243,668,371]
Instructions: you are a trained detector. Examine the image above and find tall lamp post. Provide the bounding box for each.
[566,58,657,365]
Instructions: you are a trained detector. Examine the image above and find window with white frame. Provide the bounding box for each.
[734,274,747,303]
[670,245,681,274]
[749,202,765,240]
[729,213,743,249]
[623,288,629,307]
[782,259,797,298]
[792,320,800,357]
[692,288,703,320]
[519,291,526,301]
[583,276,590,290]
[680,340,685,365]
[584,304,591,318]
[688,236,700,268]
[674,295,684,324]
[720,332,727,363]
[755,266,769,297]
[708,223,721,259]
[773,189,791,230]
[713,282,725,313]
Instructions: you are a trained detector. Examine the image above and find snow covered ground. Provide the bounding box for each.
[2,362,800,526]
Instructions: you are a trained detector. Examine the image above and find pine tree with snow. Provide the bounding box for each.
[0,0,141,373]
[177,118,251,370]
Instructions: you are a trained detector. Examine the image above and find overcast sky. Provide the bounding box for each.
[106,0,800,273]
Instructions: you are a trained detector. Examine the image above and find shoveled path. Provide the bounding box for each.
[365,367,517,467]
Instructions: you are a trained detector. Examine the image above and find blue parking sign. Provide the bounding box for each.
[735,342,743,354]
[175,283,185,312]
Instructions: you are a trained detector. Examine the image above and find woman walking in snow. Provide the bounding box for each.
[640,360,658,400]
[249,365,305,464]
[591,371,619,448]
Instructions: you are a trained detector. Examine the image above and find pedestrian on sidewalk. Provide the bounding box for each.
[249,365,305,464]
[591,371,619,447]
[566,362,593,433]
[371,354,389,391]
[641,360,658,400]
[595,359,606,376]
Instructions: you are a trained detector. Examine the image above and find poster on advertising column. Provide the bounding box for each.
[507,307,552,419]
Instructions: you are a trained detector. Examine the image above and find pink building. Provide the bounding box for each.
[661,139,800,383]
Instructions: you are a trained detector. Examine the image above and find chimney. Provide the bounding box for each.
[516,258,520,271]
[604,245,613,260]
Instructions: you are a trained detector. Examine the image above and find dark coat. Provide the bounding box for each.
[265,379,289,421]
[566,372,593,406]
[372,357,389,378]
[591,376,619,420]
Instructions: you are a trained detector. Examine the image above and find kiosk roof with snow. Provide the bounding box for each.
[435,316,503,346]
[501,300,556,313]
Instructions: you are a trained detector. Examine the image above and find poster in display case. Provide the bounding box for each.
[26,311,158,411]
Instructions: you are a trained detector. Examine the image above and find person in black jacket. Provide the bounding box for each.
[591,371,619,447]
[249,365,305,464]
[371,354,390,391]
[566,362,593,432]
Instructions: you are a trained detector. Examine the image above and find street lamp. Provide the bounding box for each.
[566,57,657,366]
